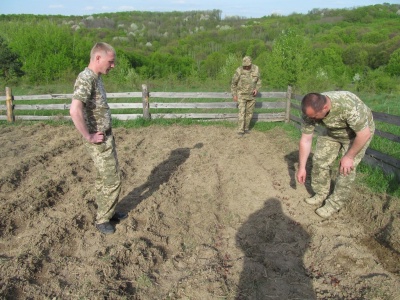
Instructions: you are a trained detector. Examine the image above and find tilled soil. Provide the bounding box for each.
[0,123,399,299]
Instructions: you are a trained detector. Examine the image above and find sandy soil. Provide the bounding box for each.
[0,123,399,299]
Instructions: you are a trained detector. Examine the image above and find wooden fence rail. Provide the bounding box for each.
[1,85,399,177]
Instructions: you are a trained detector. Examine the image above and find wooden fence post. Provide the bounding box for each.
[142,84,151,120]
[6,87,15,123]
[285,85,292,123]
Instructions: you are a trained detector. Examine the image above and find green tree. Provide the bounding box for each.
[342,44,369,69]
[217,53,242,85]
[246,40,266,60]
[265,28,312,89]
[139,52,195,80]
[355,68,399,93]
[386,48,400,76]
[0,36,24,81]
[313,47,347,81]
[6,19,75,83]
[107,53,140,88]
[200,52,225,79]
[362,30,388,44]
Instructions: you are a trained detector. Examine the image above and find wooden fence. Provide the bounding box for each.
[0,85,291,122]
[1,85,399,177]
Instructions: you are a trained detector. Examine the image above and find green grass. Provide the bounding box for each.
[359,93,400,116]
[356,164,400,198]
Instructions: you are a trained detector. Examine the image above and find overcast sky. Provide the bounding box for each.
[1,0,396,18]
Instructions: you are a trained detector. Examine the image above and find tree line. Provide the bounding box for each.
[0,4,399,94]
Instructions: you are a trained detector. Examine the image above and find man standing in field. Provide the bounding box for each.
[296,91,375,218]
[231,56,261,135]
[70,42,126,234]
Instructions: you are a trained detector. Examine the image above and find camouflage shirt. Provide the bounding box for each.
[231,64,261,100]
[72,67,111,133]
[301,91,374,140]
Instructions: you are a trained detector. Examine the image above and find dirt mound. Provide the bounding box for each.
[0,123,399,299]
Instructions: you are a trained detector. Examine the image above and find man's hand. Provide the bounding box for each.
[70,99,106,144]
[88,132,105,144]
[252,89,257,96]
[339,126,371,176]
[339,155,354,176]
[297,168,307,184]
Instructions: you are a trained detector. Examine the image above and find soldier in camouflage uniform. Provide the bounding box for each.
[70,42,126,234]
[297,92,375,218]
[231,56,261,135]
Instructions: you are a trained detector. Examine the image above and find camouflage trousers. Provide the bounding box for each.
[311,134,373,210]
[84,134,121,224]
[238,99,255,133]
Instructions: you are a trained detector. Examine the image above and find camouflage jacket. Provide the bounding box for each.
[72,67,112,134]
[301,91,375,140]
[231,64,261,100]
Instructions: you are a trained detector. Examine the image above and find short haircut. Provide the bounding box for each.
[90,42,115,60]
[301,93,327,114]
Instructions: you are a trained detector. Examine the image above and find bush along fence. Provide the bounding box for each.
[1,85,399,178]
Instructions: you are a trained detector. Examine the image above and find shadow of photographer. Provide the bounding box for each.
[235,198,316,299]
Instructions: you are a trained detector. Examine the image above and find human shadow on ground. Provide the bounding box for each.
[117,143,203,213]
[284,150,314,195]
[235,198,316,299]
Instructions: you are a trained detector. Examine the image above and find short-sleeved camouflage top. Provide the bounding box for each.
[231,64,261,100]
[72,67,111,134]
[301,91,374,140]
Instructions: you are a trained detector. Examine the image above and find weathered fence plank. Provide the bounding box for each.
[292,94,303,101]
[106,92,142,98]
[6,104,70,110]
[0,94,74,101]
[290,102,301,112]
[1,101,287,111]
[0,115,70,121]
[374,129,400,143]
[0,114,283,121]
[366,148,400,169]
[111,112,286,121]
[289,115,302,128]
[373,112,400,126]
[0,91,290,102]
[147,91,287,99]
[364,151,400,178]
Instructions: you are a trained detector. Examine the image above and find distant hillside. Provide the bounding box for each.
[0,3,399,93]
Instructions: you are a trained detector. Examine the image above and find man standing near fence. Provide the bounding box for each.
[70,42,126,235]
[231,56,261,135]
[296,91,375,218]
